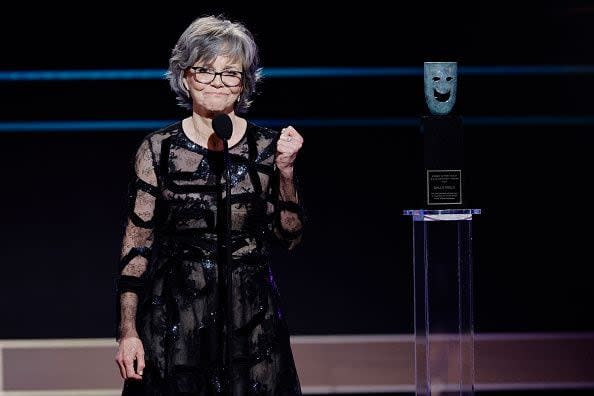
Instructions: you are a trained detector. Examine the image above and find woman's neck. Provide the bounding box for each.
[185,113,245,151]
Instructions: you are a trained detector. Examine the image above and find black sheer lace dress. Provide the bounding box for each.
[116,121,303,396]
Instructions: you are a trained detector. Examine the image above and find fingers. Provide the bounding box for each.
[125,358,138,380]
[115,338,144,380]
[116,354,126,379]
[136,353,146,377]
[116,353,138,380]
[277,126,303,154]
[280,126,303,143]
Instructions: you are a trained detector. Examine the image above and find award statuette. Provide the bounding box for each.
[405,62,479,396]
[422,61,464,207]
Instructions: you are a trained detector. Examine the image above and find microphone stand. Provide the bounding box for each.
[221,138,234,393]
[214,113,245,395]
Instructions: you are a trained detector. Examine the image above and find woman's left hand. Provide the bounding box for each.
[276,126,303,178]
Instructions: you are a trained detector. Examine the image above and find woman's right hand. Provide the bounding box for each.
[115,336,145,380]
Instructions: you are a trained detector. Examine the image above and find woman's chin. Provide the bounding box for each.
[204,103,233,113]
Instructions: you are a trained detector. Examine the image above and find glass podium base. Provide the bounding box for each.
[403,209,481,396]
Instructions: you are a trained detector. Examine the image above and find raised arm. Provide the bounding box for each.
[273,126,304,249]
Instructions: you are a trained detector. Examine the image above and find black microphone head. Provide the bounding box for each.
[212,113,233,140]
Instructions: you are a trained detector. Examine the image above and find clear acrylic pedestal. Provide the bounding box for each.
[403,209,481,396]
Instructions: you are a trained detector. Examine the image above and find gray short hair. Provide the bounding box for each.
[167,15,262,113]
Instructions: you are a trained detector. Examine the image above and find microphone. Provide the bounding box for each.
[212,113,233,141]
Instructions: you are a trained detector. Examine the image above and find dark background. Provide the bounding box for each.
[0,4,593,338]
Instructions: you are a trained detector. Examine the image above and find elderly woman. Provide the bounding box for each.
[114,15,304,396]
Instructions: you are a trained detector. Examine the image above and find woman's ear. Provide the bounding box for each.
[182,75,190,92]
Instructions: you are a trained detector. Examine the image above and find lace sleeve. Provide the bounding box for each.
[115,138,159,340]
[270,165,304,250]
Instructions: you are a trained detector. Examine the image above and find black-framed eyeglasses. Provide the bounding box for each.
[189,67,243,87]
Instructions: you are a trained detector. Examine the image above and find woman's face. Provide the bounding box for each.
[184,55,243,115]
